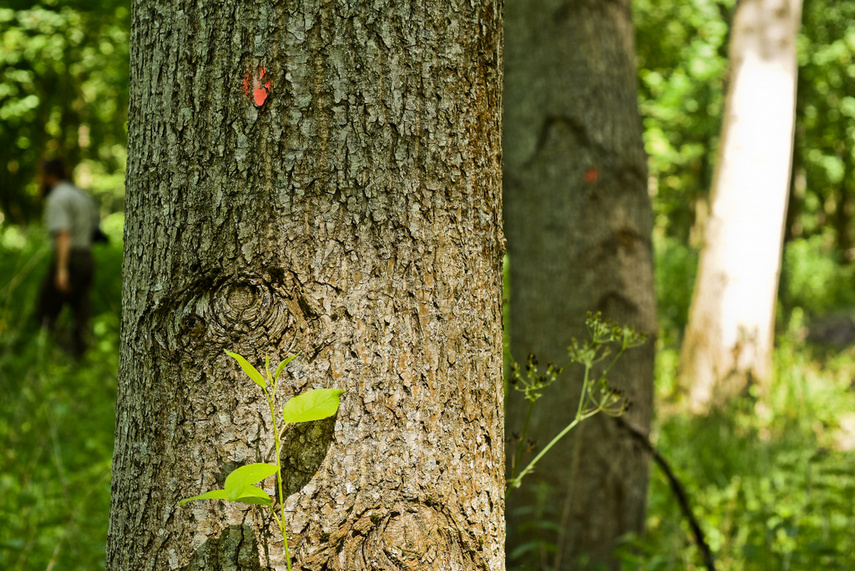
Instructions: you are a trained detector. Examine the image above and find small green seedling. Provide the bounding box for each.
[180,351,342,571]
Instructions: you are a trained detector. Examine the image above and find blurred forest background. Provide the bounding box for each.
[1,0,855,569]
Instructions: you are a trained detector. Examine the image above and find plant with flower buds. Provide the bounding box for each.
[506,312,646,495]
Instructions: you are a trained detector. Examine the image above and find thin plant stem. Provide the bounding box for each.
[266,382,291,571]
[599,346,628,384]
[506,409,600,498]
[511,400,536,482]
[507,369,598,497]
[576,364,590,419]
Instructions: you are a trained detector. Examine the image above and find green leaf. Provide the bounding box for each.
[234,486,272,506]
[225,350,267,389]
[282,388,344,424]
[224,463,279,500]
[178,489,229,506]
[273,354,299,382]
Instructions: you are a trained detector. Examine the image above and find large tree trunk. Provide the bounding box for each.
[503,1,656,569]
[107,1,505,569]
[680,0,802,413]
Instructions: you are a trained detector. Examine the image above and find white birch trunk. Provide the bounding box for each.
[681,0,802,413]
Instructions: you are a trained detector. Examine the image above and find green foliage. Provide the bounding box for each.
[180,463,279,506]
[0,0,129,223]
[221,464,280,502]
[281,387,345,424]
[179,352,342,571]
[628,314,855,569]
[779,233,855,315]
[790,0,855,253]
[225,349,269,389]
[635,0,734,240]
[0,221,122,570]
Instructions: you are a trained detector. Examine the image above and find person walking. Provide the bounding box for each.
[35,159,99,357]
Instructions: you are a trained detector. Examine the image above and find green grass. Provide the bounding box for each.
[619,237,855,570]
[0,218,122,570]
[623,330,855,570]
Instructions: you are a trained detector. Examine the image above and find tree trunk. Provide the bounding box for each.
[784,121,805,243]
[503,1,656,569]
[834,157,853,263]
[681,0,802,413]
[107,1,505,570]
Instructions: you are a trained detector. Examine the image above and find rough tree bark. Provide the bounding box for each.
[107,1,505,569]
[680,0,802,413]
[503,0,656,569]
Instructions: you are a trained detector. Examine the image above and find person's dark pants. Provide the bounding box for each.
[35,249,94,357]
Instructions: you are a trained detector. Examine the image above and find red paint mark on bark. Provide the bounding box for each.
[584,168,599,183]
[243,67,272,107]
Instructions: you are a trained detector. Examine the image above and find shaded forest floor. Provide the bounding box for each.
[1,223,854,570]
[626,235,855,570]
[624,327,855,569]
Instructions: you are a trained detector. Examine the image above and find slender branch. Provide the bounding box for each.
[614,417,716,571]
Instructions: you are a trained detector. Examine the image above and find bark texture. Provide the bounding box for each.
[107,1,505,569]
[680,0,802,413]
[503,0,656,568]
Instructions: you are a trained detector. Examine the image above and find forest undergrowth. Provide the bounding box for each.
[1,224,854,570]
[619,235,855,570]
[0,217,122,571]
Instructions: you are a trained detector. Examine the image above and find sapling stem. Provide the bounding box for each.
[179,352,341,571]
[265,371,292,571]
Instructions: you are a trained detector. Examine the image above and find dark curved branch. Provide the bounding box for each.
[615,416,716,571]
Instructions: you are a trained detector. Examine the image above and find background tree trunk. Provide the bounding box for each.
[503,0,656,568]
[107,1,505,569]
[680,0,802,413]
[834,157,853,262]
